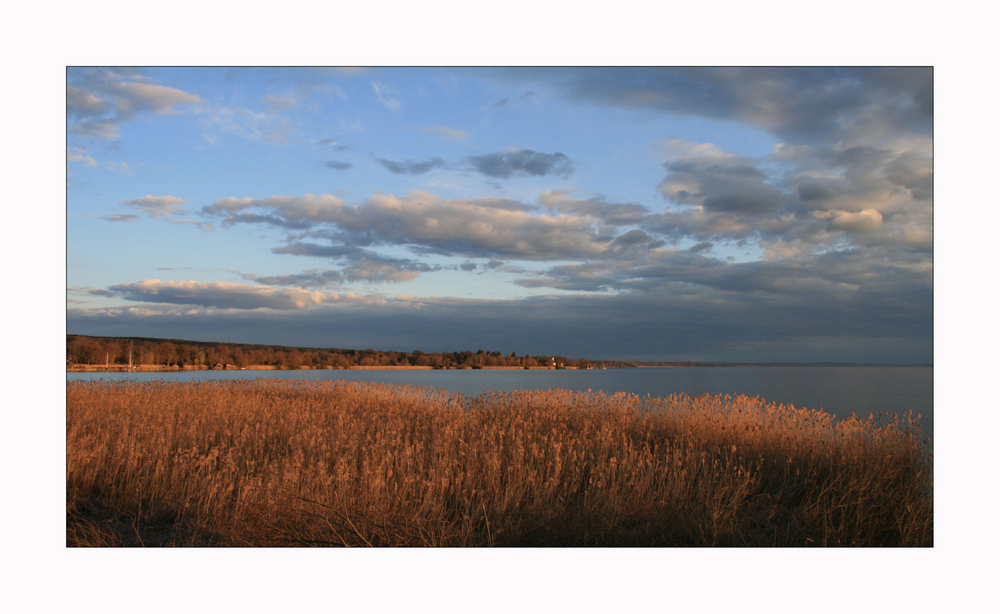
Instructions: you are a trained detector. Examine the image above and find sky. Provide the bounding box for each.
[66,67,933,363]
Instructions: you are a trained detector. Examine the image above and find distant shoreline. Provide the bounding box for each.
[66,334,932,371]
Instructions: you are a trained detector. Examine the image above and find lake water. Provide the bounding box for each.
[68,366,933,437]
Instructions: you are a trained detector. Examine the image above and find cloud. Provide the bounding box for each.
[246,270,347,289]
[340,253,438,283]
[813,208,884,234]
[468,147,573,179]
[511,67,932,145]
[271,242,359,258]
[106,162,132,175]
[67,68,201,140]
[325,160,352,170]
[261,94,301,109]
[539,191,651,226]
[201,190,619,260]
[201,105,295,143]
[70,286,118,297]
[68,285,931,363]
[657,139,785,214]
[884,151,934,201]
[318,138,350,151]
[259,249,439,285]
[375,157,446,175]
[372,81,401,111]
[69,120,120,140]
[261,81,348,110]
[94,213,140,222]
[67,146,97,167]
[320,191,611,259]
[203,194,346,229]
[641,138,933,267]
[484,90,536,111]
[516,240,933,312]
[412,124,469,140]
[104,279,331,310]
[123,194,188,218]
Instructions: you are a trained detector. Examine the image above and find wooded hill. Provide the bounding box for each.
[65,335,628,370]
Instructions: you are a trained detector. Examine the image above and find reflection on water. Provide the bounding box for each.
[68,366,933,436]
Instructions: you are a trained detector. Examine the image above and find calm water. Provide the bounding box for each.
[68,366,933,436]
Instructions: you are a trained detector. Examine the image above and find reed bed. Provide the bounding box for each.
[66,379,932,547]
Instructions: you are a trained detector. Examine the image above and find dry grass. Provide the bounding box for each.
[66,379,932,547]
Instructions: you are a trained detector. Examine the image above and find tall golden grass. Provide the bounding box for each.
[66,379,932,547]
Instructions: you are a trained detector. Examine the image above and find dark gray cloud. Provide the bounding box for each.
[68,286,931,364]
[71,286,118,297]
[797,181,837,203]
[536,248,901,296]
[376,157,446,175]
[657,142,786,214]
[884,152,934,201]
[468,148,573,179]
[324,160,352,170]
[456,259,529,275]
[501,67,932,144]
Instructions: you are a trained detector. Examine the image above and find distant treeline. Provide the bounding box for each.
[65,335,630,370]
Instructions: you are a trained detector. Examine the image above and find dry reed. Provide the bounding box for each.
[66,379,932,547]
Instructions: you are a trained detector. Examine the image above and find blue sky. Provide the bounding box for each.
[66,67,933,362]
